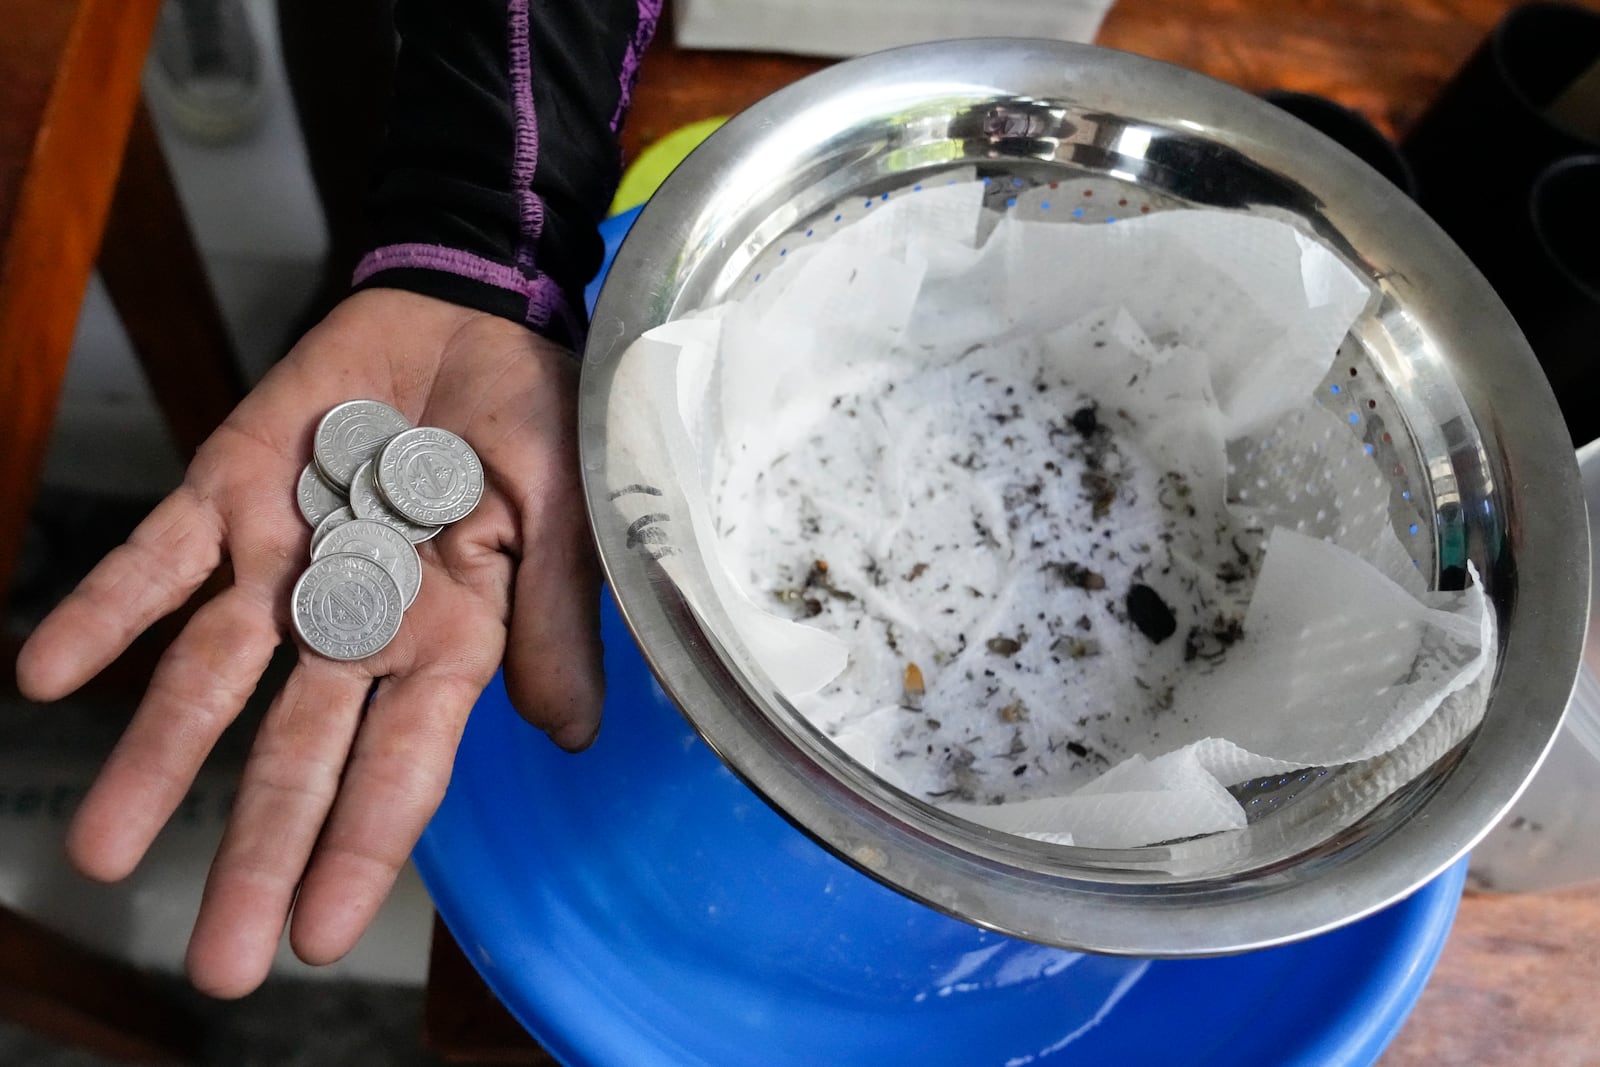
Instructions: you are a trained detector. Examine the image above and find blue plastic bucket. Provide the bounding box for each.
[412,208,1466,1067]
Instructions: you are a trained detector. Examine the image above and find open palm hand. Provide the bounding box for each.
[17,289,603,997]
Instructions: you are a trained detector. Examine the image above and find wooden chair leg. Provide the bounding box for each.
[0,0,164,634]
[0,904,202,1064]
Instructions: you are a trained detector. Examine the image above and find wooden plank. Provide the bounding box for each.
[0,0,163,610]
[1382,885,1600,1065]
[1097,0,1600,137]
[0,3,76,238]
[622,1,1600,159]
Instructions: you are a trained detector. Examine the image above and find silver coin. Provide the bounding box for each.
[376,427,485,526]
[291,553,405,661]
[312,519,422,609]
[296,462,346,528]
[348,460,440,544]
[309,506,355,556]
[313,400,411,490]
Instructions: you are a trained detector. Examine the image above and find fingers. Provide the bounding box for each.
[66,585,279,883]
[503,515,606,751]
[16,490,223,701]
[200,535,507,978]
[185,657,371,999]
[287,663,491,966]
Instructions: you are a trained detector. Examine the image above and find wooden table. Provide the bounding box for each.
[427,2,1600,1064]
[1387,885,1600,1064]
[621,0,1589,159]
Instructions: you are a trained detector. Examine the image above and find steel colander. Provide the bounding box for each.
[579,39,1588,956]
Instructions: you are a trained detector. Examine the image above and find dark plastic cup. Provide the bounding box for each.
[1401,3,1600,261]
[1401,3,1600,442]
[1510,156,1600,444]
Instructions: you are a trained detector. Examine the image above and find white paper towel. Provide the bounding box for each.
[614,173,1494,849]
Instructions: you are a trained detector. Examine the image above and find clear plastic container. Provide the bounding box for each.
[1469,438,1600,892]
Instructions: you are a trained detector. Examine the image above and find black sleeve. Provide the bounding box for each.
[351,0,662,348]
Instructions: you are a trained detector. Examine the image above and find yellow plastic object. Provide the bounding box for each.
[611,117,727,216]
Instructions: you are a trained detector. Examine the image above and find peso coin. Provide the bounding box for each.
[312,518,423,609]
[313,400,411,490]
[292,553,405,661]
[376,427,485,526]
[297,462,347,528]
[309,506,355,556]
[348,460,440,544]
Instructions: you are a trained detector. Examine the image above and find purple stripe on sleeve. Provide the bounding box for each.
[353,244,533,291]
[353,243,583,345]
[508,0,545,269]
[610,0,665,133]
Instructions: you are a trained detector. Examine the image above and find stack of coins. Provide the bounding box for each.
[291,400,485,661]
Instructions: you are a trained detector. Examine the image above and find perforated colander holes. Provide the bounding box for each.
[743,179,941,285]
[1324,351,1431,565]
[999,175,1165,225]
[1335,389,1404,526]
[743,171,1172,288]
[1233,767,1332,815]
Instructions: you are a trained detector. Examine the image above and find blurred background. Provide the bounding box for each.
[2,0,1597,1064]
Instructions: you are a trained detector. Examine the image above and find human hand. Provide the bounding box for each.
[16,288,603,997]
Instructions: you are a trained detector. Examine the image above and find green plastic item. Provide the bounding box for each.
[611,116,727,216]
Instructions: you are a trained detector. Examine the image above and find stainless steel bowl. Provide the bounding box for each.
[579,39,1588,955]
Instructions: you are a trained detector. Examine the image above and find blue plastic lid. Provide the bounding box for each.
[413,207,1465,1067]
